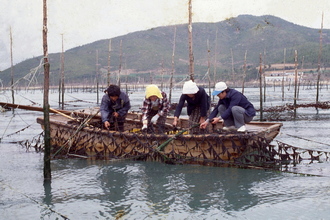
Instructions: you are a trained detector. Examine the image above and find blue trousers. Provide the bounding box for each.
[218,105,254,128]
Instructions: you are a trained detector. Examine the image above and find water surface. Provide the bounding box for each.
[1,87,330,219]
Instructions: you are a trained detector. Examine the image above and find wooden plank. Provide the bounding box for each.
[0,102,69,114]
[0,101,100,119]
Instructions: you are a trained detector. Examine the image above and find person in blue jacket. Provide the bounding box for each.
[200,82,255,132]
[100,84,131,131]
[173,80,210,133]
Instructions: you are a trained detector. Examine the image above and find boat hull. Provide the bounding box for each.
[37,113,282,165]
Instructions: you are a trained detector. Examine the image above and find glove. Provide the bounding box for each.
[142,124,147,130]
[151,114,159,124]
[142,120,148,131]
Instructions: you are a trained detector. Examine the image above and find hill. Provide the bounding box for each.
[1,14,330,87]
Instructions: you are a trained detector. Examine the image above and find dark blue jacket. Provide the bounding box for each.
[209,89,255,120]
[174,87,210,117]
[100,92,131,123]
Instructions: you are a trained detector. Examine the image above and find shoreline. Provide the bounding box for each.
[1,79,330,91]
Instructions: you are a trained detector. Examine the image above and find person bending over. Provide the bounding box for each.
[173,80,210,133]
[100,84,131,131]
[200,82,255,132]
[141,85,170,133]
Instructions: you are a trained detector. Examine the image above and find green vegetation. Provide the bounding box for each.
[1,15,330,87]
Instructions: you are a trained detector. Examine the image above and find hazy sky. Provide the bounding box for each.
[0,0,329,70]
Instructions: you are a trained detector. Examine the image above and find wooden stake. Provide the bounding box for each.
[282,48,286,101]
[213,28,218,85]
[242,50,247,94]
[118,40,122,86]
[60,33,64,110]
[231,48,235,86]
[316,12,324,103]
[10,27,14,104]
[259,53,263,121]
[294,50,298,118]
[43,0,51,181]
[188,0,194,81]
[96,49,99,104]
[207,39,211,96]
[107,39,111,86]
[169,26,176,103]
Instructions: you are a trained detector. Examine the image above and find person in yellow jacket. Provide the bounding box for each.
[141,85,170,133]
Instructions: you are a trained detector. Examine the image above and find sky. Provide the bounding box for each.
[1,0,329,70]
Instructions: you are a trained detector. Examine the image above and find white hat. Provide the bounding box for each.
[212,82,227,96]
[182,80,199,94]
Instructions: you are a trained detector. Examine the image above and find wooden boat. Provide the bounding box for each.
[35,107,283,165]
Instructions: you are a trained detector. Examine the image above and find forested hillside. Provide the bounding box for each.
[1,14,330,87]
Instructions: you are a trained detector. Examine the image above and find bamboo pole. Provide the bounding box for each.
[188,0,194,81]
[50,108,76,121]
[294,50,298,119]
[259,53,263,121]
[10,27,14,104]
[212,28,218,101]
[149,71,153,84]
[107,39,111,86]
[213,28,218,85]
[263,49,266,102]
[316,12,323,103]
[231,48,235,86]
[242,50,247,94]
[169,26,176,103]
[58,55,61,106]
[161,58,164,91]
[124,60,128,93]
[207,39,211,96]
[0,102,100,120]
[298,56,304,99]
[43,0,51,181]
[281,48,286,101]
[96,49,99,104]
[118,40,122,86]
[60,33,64,110]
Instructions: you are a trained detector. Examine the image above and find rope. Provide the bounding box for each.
[0,181,69,219]
[285,133,330,147]
[65,94,97,104]
[11,57,45,89]
[53,110,99,157]
[1,114,14,141]
[2,124,32,138]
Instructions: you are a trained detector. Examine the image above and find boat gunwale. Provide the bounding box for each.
[36,115,283,141]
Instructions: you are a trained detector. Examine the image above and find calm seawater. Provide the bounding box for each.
[1,86,330,219]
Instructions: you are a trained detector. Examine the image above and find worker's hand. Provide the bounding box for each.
[211,117,221,124]
[199,117,206,124]
[141,120,148,131]
[112,112,119,118]
[200,121,209,129]
[172,117,178,127]
[104,121,110,129]
[151,114,159,124]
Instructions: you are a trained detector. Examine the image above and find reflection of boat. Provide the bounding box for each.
[36,107,283,165]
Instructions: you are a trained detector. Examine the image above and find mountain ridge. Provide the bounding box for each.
[1,14,330,87]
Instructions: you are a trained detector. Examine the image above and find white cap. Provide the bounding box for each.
[182,80,199,94]
[212,82,227,96]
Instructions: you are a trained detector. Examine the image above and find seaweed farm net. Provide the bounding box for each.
[25,115,330,171]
